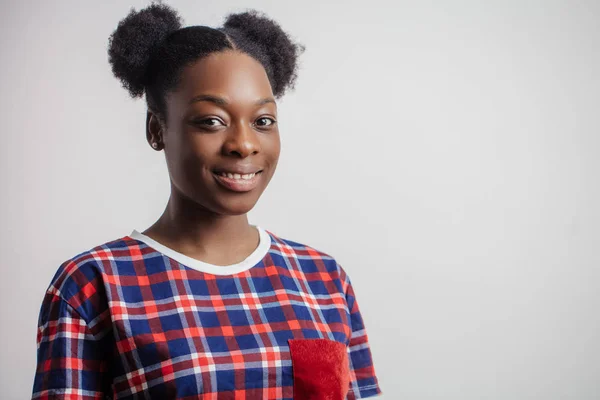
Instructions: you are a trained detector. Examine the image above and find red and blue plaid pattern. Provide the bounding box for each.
[33,230,382,399]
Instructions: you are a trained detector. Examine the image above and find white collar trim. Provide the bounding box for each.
[129,226,271,276]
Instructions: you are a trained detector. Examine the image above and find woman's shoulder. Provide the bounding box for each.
[265,228,334,258]
[39,233,139,323]
[45,234,140,298]
[263,228,351,279]
[57,232,139,266]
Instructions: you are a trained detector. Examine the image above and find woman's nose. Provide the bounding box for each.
[222,121,261,158]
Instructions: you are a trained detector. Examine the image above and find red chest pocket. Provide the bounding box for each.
[288,338,350,400]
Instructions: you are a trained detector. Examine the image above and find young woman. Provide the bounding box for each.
[32,3,382,399]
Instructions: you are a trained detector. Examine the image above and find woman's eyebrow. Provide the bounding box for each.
[189,94,276,106]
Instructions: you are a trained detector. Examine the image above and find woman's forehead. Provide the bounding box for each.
[176,50,274,103]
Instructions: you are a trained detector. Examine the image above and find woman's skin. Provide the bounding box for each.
[142,50,280,266]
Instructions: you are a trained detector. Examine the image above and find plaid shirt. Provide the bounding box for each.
[32,228,382,399]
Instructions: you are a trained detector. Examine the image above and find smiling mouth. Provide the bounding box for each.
[212,170,264,192]
[214,171,263,180]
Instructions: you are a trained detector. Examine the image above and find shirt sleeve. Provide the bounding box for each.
[344,276,383,399]
[32,290,110,399]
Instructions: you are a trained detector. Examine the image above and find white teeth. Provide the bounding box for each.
[219,172,257,180]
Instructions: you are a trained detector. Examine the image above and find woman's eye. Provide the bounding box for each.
[194,118,224,127]
[255,117,276,127]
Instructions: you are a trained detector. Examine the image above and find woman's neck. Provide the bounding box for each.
[141,192,259,266]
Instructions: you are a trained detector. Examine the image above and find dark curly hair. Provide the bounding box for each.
[107,2,305,121]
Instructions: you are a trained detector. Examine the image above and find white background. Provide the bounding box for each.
[1,1,599,399]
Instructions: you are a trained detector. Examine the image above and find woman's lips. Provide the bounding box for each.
[213,171,263,192]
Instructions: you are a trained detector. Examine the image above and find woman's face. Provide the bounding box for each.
[153,50,281,216]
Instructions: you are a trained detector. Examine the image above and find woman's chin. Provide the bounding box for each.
[212,198,260,216]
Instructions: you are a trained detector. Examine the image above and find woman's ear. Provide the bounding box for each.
[146,111,164,150]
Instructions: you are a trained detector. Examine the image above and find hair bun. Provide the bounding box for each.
[108,3,183,98]
[223,10,305,97]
